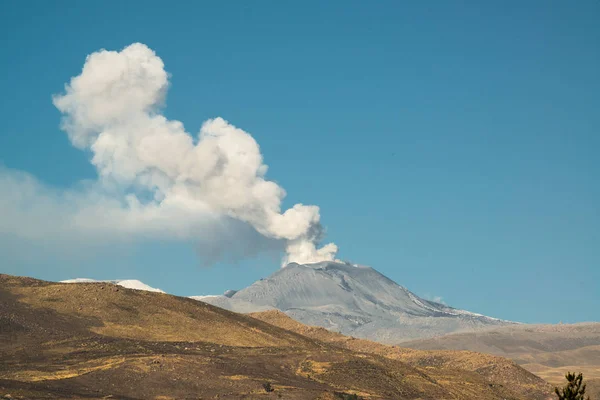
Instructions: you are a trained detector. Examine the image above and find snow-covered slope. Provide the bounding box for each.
[195,261,514,343]
[61,278,164,293]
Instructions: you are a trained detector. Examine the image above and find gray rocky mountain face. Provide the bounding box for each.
[193,261,514,343]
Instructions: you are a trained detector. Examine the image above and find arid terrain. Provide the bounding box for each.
[0,273,554,399]
[402,323,600,399]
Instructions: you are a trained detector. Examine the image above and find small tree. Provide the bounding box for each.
[555,372,590,400]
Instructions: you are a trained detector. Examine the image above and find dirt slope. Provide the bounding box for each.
[1,274,551,399]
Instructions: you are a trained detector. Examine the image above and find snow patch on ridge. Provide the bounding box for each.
[61,278,164,293]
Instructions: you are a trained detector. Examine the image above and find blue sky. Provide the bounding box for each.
[0,1,598,323]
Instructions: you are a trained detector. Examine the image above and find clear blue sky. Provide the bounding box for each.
[1,1,598,323]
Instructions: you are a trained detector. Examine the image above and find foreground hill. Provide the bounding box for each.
[402,323,600,399]
[250,310,553,400]
[196,261,513,343]
[0,274,551,400]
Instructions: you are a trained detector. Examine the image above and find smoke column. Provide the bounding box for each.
[50,43,337,265]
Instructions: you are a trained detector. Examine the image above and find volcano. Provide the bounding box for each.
[194,261,514,343]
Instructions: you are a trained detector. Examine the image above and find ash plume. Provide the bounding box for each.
[0,43,337,265]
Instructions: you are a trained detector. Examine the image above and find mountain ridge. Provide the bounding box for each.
[61,278,165,293]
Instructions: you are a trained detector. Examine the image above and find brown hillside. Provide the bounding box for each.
[2,274,551,399]
[250,310,554,400]
[401,322,600,397]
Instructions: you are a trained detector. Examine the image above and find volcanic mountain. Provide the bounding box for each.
[194,261,514,343]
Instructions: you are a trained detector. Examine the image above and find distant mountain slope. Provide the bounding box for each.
[1,273,551,400]
[402,322,600,399]
[197,261,514,342]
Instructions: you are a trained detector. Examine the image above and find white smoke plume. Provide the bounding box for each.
[0,43,337,266]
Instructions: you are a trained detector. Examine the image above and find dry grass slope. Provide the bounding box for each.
[250,310,554,400]
[1,274,553,399]
[402,322,600,399]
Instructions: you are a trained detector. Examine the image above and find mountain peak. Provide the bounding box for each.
[197,261,513,343]
[284,260,373,271]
